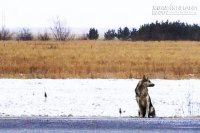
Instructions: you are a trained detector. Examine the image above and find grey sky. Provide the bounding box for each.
[0,0,199,32]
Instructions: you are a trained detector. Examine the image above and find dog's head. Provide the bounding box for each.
[141,75,155,87]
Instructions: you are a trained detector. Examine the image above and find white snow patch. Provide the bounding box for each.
[0,79,199,117]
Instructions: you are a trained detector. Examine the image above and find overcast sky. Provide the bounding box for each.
[0,0,199,32]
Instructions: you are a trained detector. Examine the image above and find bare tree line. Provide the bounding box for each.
[0,25,12,40]
[0,17,81,41]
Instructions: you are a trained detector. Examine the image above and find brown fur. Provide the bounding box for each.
[135,75,156,118]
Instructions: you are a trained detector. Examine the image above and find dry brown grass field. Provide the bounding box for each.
[0,40,200,79]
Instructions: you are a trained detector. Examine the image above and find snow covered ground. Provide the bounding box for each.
[0,79,199,117]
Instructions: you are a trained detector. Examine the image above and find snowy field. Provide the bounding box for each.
[0,79,199,118]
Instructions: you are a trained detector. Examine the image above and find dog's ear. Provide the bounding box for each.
[146,76,149,80]
[142,75,146,80]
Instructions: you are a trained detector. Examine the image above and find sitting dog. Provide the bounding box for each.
[135,75,156,118]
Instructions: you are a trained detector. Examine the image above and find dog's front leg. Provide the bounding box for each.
[137,97,143,117]
[145,96,150,118]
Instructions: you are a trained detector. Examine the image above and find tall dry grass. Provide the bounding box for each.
[0,40,200,79]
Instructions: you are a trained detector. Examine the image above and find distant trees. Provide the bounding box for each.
[0,26,12,40]
[104,29,116,40]
[104,21,200,41]
[134,21,200,41]
[50,17,70,41]
[104,27,135,41]
[17,28,33,40]
[1,20,200,41]
[116,27,130,40]
[38,31,50,41]
[130,28,137,40]
[87,28,99,40]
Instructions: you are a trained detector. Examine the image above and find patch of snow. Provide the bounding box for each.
[0,79,199,117]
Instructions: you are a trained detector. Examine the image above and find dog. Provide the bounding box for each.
[135,75,156,118]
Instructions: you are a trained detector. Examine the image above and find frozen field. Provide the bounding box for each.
[0,79,199,117]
